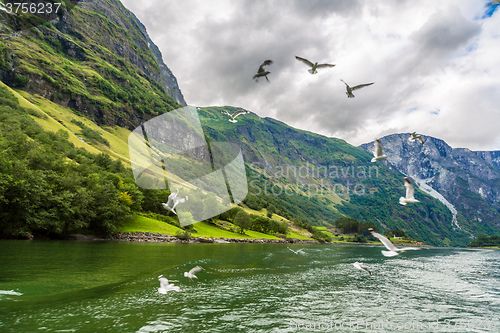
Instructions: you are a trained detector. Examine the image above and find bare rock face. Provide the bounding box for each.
[360,134,500,231]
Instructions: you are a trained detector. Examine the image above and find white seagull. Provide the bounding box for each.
[409,132,425,145]
[162,188,188,215]
[252,60,273,82]
[399,177,420,206]
[353,262,371,275]
[287,247,304,254]
[184,266,204,281]
[158,275,181,294]
[221,110,250,123]
[371,139,388,163]
[340,79,374,98]
[295,56,335,74]
[368,228,420,257]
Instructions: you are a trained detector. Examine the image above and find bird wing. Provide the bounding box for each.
[399,247,420,251]
[166,284,181,292]
[351,82,374,91]
[261,60,273,67]
[418,136,425,145]
[189,265,204,275]
[340,79,349,88]
[221,110,230,116]
[176,196,188,204]
[232,110,250,118]
[381,250,399,257]
[287,247,297,254]
[404,178,415,199]
[159,277,170,289]
[374,140,383,157]
[371,231,399,252]
[316,63,336,68]
[295,56,314,67]
[168,189,179,203]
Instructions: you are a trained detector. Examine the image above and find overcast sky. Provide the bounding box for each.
[121,0,500,150]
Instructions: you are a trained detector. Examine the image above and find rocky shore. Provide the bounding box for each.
[108,232,319,244]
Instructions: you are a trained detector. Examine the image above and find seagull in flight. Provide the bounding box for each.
[158,275,180,294]
[252,60,273,82]
[295,56,335,74]
[371,139,388,163]
[399,177,420,206]
[353,262,371,275]
[162,189,188,215]
[184,266,204,281]
[368,228,420,257]
[409,132,425,145]
[340,79,374,98]
[221,110,250,123]
[287,247,304,254]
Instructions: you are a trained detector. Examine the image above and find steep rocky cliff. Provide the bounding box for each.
[360,134,500,236]
[0,0,184,129]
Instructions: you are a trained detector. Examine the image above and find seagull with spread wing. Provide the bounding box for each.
[295,56,335,74]
[368,228,420,257]
[399,177,420,206]
[353,262,371,275]
[409,132,425,145]
[162,189,188,215]
[184,266,204,281]
[252,60,273,82]
[340,79,374,98]
[371,139,388,163]
[158,275,180,294]
[287,247,304,254]
[221,110,250,123]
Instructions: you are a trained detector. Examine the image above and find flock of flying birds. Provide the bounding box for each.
[253,56,374,98]
[219,55,375,123]
[348,132,428,275]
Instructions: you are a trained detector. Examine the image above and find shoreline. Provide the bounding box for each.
[107,232,320,244]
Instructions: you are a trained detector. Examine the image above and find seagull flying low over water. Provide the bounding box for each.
[371,139,388,163]
[353,262,371,275]
[252,60,273,82]
[158,275,180,294]
[287,247,304,254]
[368,228,420,257]
[162,189,188,215]
[295,56,335,74]
[184,266,204,281]
[340,79,374,98]
[221,110,250,123]
[399,177,420,206]
[409,132,425,145]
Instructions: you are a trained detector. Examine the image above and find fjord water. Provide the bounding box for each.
[0,241,499,332]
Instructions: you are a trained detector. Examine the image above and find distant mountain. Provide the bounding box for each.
[360,134,500,239]
[0,0,184,129]
[199,107,473,246]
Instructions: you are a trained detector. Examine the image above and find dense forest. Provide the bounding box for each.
[0,85,159,238]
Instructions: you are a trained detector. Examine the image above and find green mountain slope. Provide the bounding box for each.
[199,107,471,246]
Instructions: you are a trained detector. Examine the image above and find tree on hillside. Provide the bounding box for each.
[234,211,252,234]
[267,204,276,218]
